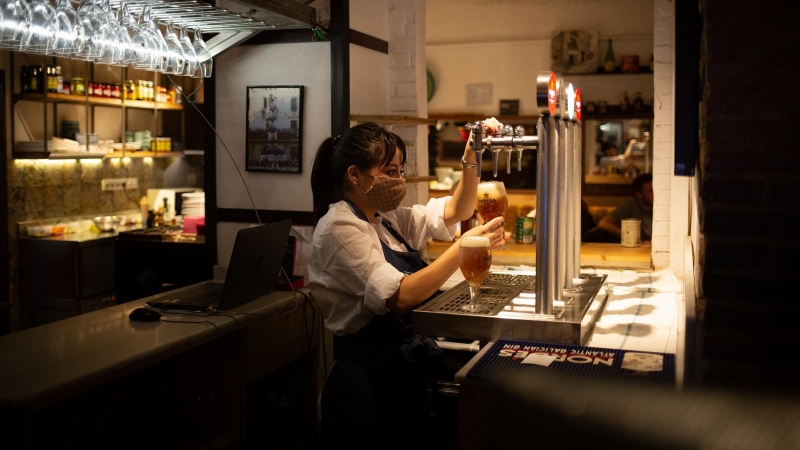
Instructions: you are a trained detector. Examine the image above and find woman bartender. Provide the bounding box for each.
[309,120,505,449]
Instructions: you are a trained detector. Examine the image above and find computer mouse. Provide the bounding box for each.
[129,307,161,322]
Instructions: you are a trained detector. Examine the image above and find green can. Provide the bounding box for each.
[515,216,533,244]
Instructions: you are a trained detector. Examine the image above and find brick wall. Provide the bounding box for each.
[699,0,800,391]
[387,0,428,206]
[652,0,677,270]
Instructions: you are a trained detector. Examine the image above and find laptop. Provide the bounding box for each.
[146,220,292,312]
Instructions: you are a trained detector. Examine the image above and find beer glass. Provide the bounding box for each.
[459,236,491,313]
[476,180,508,249]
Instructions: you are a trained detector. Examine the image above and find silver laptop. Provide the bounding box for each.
[146,220,292,312]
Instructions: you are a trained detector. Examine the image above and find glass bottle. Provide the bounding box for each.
[29,66,40,93]
[620,91,629,112]
[21,65,29,93]
[56,66,63,93]
[604,39,615,72]
[633,92,644,112]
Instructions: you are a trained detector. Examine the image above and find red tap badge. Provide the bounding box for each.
[548,72,557,115]
[575,88,582,121]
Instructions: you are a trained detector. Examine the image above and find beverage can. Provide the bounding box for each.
[621,218,641,247]
[515,216,533,244]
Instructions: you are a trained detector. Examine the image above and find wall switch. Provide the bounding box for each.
[101,178,138,191]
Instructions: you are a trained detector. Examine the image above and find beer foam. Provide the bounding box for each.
[461,236,491,247]
[477,181,506,199]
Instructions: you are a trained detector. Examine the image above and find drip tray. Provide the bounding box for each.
[413,271,607,345]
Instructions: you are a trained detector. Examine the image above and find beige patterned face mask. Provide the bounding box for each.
[358,172,406,212]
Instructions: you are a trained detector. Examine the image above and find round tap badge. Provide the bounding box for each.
[575,88,582,121]
[566,83,576,120]
[536,71,558,115]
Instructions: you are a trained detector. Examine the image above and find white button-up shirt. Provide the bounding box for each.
[308,198,457,336]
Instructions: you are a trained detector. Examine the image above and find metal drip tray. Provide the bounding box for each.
[413,271,607,345]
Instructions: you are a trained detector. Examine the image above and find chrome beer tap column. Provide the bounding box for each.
[534,71,558,315]
[563,83,577,290]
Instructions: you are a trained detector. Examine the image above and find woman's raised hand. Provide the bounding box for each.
[462,216,506,250]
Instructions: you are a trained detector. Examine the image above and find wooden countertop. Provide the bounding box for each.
[426,240,652,269]
[0,284,303,409]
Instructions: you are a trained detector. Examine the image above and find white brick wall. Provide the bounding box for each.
[652,0,683,273]
[387,0,428,206]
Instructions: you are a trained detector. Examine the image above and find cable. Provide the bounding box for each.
[166,73,262,224]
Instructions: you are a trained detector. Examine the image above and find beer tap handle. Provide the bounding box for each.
[515,126,526,171]
[503,125,514,174]
[465,121,486,178]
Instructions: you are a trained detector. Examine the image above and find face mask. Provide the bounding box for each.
[359,172,406,212]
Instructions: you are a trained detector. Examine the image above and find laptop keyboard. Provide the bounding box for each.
[180,290,222,306]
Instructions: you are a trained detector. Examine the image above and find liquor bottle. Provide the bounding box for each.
[604,39,616,72]
[633,92,644,112]
[56,66,63,93]
[20,65,29,93]
[620,92,629,112]
[29,66,40,93]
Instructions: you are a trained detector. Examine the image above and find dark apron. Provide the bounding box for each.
[321,200,442,450]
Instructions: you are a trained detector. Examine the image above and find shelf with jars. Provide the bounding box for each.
[9,52,198,160]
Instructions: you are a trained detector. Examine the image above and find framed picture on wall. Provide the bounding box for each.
[551,30,598,74]
[245,85,304,173]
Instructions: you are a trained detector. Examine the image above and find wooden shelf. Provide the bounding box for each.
[569,68,654,76]
[349,115,436,125]
[404,175,436,183]
[14,93,87,104]
[104,151,184,159]
[429,114,540,124]
[12,93,181,110]
[12,151,107,160]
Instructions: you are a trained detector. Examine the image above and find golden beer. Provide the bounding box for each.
[476,181,508,222]
[459,236,491,312]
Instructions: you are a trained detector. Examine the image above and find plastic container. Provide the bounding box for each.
[27,225,52,237]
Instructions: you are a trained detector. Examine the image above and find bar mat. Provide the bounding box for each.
[468,339,675,385]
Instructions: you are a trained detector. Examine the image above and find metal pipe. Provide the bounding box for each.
[573,121,583,280]
[555,113,567,297]
[564,118,575,290]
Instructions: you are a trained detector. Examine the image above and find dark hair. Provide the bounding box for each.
[311,122,407,224]
[632,173,653,193]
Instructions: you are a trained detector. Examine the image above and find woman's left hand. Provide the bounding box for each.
[462,216,506,249]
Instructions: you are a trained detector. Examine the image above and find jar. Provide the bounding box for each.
[158,86,167,103]
[126,81,134,100]
[135,80,143,100]
[62,81,71,96]
[103,83,111,98]
[111,84,120,99]
[167,88,176,104]
[72,77,85,96]
[87,81,94,97]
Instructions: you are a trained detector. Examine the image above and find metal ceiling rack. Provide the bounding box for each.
[109,0,271,31]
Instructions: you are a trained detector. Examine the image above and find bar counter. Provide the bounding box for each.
[426,239,652,269]
[0,284,319,448]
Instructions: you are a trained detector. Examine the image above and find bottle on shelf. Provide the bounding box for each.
[47,65,58,93]
[649,54,655,72]
[29,66,41,93]
[56,66,63,93]
[604,39,616,72]
[633,92,644,112]
[20,65,29,93]
[620,91,629,112]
